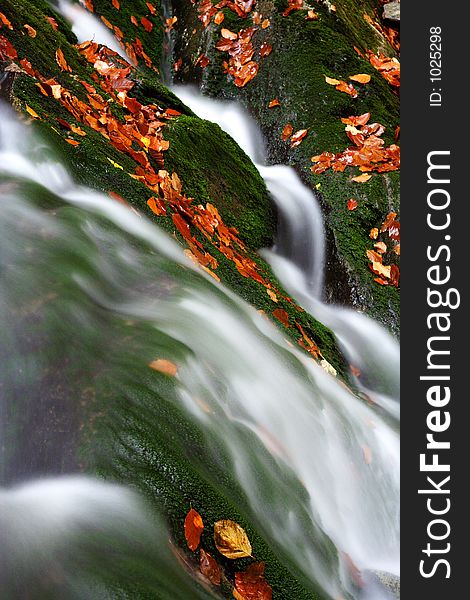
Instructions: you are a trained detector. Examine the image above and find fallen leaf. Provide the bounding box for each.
[374,241,387,254]
[0,11,13,29]
[65,138,80,146]
[235,562,272,600]
[306,10,319,21]
[184,508,204,551]
[393,243,400,256]
[199,549,221,586]
[369,228,379,239]
[262,18,270,28]
[324,75,341,85]
[268,98,280,108]
[195,53,210,68]
[290,129,308,148]
[107,157,124,170]
[141,16,154,32]
[267,289,278,302]
[214,520,252,559]
[272,308,290,327]
[214,11,225,25]
[112,0,120,8]
[149,358,177,376]
[260,42,272,58]
[221,28,237,40]
[25,104,40,119]
[390,264,400,287]
[281,123,293,141]
[351,173,371,183]
[55,48,71,72]
[347,199,358,211]
[45,15,59,30]
[349,73,371,84]
[24,24,37,37]
[335,80,358,98]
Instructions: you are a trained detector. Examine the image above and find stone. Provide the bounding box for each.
[383,1,401,23]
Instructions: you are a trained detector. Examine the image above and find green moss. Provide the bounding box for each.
[165,115,275,249]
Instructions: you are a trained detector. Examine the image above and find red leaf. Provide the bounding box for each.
[259,42,272,58]
[273,308,290,327]
[199,549,221,585]
[235,562,272,600]
[0,35,17,60]
[184,508,204,551]
[347,199,358,211]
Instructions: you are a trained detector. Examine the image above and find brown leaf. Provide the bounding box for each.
[214,520,252,559]
[349,73,371,84]
[272,308,290,327]
[148,358,177,376]
[199,549,221,586]
[0,34,17,60]
[184,508,204,551]
[281,123,293,141]
[260,42,272,58]
[374,241,387,254]
[235,562,272,600]
[390,264,400,288]
[347,199,358,211]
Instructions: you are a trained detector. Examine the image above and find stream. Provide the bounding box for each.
[0,4,399,600]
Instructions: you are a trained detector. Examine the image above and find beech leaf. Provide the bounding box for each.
[214,519,252,559]
[349,73,371,84]
[199,549,221,585]
[184,508,204,551]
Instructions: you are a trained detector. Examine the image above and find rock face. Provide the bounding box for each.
[383,1,401,23]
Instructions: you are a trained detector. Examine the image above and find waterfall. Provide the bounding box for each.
[1,5,399,599]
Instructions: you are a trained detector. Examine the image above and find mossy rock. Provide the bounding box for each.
[170,0,400,335]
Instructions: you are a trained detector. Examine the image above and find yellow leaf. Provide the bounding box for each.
[369,227,379,239]
[267,289,278,302]
[107,157,124,170]
[324,75,341,85]
[50,84,62,99]
[374,241,387,254]
[25,104,40,119]
[315,183,321,190]
[351,173,371,183]
[148,358,178,376]
[232,589,245,600]
[349,73,371,84]
[372,261,391,279]
[214,520,252,559]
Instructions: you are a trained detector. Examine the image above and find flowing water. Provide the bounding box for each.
[0,6,399,600]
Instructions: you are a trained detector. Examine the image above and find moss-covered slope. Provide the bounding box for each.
[169,0,400,334]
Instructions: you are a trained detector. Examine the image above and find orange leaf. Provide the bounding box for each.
[0,34,17,59]
[347,199,358,211]
[268,98,281,108]
[349,73,371,84]
[235,562,272,600]
[199,549,221,585]
[130,15,139,27]
[24,24,37,37]
[374,241,387,254]
[25,104,40,119]
[281,123,293,141]
[45,16,59,30]
[369,227,378,239]
[306,10,319,21]
[351,173,371,183]
[149,358,177,376]
[65,138,80,146]
[221,28,237,40]
[214,11,225,24]
[146,2,157,14]
[184,508,204,551]
[0,11,13,29]
[55,48,71,72]
[335,80,358,98]
[262,18,271,28]
[147,197,167,216]
[273,308,290,327]
[112,0,120,8]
